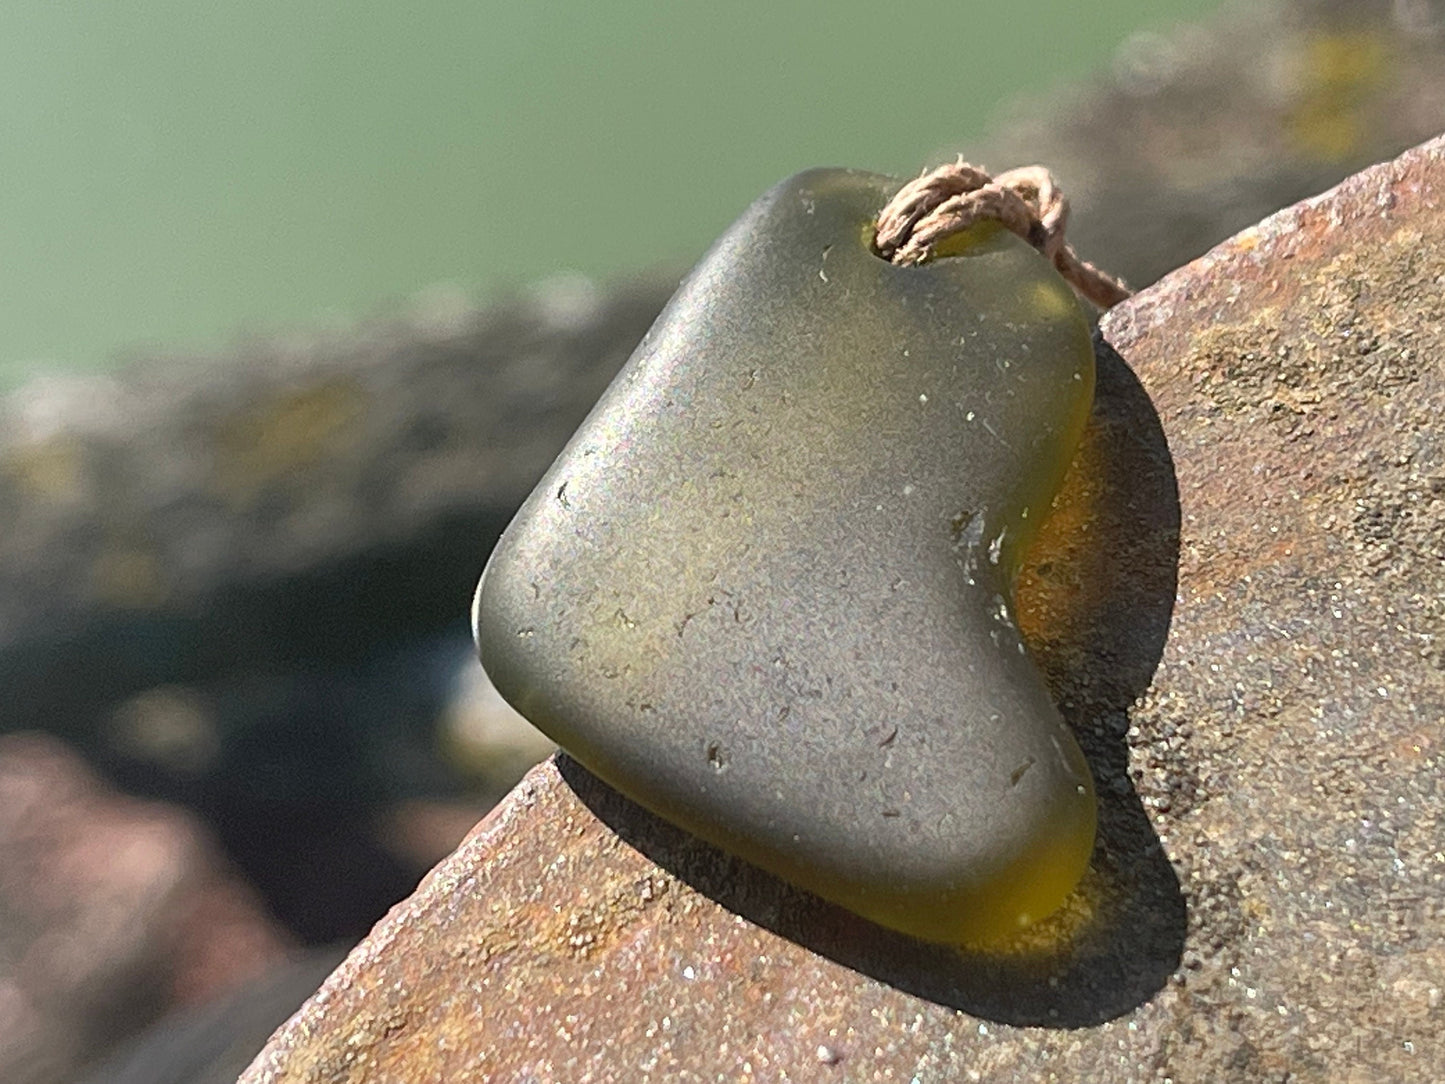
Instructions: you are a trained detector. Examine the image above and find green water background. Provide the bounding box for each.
[1,1,1219,387]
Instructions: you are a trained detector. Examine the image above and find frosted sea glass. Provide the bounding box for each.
[474,169,1097,944]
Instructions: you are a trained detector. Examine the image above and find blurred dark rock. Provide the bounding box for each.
[980,0,1445,288]
[77,946,346,1084]
[0,279,668,943]
[0,732,291,1084]
[85,635,449,942]
[0,277,670,740]
[239,132,1445,1084]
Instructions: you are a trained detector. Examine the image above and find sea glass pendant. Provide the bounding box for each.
[473,168,1097,944]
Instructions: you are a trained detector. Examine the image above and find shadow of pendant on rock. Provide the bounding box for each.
[559,336,1184,1027]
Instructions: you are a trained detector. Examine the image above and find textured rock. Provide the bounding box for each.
[240,134,1445,1083]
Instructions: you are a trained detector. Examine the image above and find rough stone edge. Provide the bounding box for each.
[1105,130,1445,347]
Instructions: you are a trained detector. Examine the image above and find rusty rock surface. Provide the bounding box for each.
[241,136,1445,1083]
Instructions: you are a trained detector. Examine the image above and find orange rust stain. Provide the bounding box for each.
[1392,730,1434,761]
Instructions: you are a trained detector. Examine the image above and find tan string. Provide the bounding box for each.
[874,160,1131,310]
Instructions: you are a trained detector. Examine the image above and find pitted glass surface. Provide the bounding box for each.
[474,169,1098,943]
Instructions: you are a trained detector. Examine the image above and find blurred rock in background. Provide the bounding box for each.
[1,1,1443,1081]
[0,733,291,1084]
[980,0,1445,287]
[76,947,347,1084]
[0,276,655,944]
